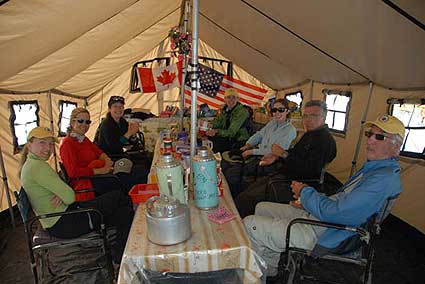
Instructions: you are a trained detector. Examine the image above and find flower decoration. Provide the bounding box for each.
[168,26,192,61]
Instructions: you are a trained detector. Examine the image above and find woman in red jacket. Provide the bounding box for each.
[60,107,130,201]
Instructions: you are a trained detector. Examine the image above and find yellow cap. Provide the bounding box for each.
[364,114,405,139]
[224,88,238,98]
[27,127,58,142]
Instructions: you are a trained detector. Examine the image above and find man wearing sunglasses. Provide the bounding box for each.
[235,100,337,216]
[243,114,404,278]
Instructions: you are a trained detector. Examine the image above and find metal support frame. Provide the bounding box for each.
[0,144,15,228]
[350,82,374,176]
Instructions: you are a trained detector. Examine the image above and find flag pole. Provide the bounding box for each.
[179,0,190,131]
[189,0,199,188]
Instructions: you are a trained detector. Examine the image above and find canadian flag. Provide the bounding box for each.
[137,62,182,93]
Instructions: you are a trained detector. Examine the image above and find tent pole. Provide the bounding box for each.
[0,144,15,228]
[189,0,199,188]
[47,90,58,172]
[350,82,374,176]
[309,80,314,100]
[179,0,190,131]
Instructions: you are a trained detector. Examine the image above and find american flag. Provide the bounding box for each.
[184,63,268,110]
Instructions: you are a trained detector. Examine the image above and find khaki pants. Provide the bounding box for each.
[243,202,325,276]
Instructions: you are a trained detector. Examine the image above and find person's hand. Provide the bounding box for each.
[94,165,113,175]
[242,149,253,158]
[271,144,286,157]
[127,121,139,137]
[289,200,304,209]
[291,181,307,199]
[50,195,63,208]
[259,153,278,166]
[206,129,217,136]
[104,158,113,168]
[240,144,251,151]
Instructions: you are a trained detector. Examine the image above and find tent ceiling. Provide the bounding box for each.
[0,0,424,95]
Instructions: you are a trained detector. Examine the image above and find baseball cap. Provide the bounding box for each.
[113,158,133,174]
[364,114,405,139]
[108,96,125,108]
[27,127,58,142]
[224,88,238,98]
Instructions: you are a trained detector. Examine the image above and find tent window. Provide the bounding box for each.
[285,91,303,108]
[9,101,39,154]
[389,100,425,159]
[323,90,352,135]
[58,100,77,137]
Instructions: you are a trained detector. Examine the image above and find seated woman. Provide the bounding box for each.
[206,88,250,153]
[59,107,137,201]
[94,96,150,182]
[20,126,134,264]
[222,98,297,197]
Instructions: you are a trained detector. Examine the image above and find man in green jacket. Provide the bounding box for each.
[206,88,250,153]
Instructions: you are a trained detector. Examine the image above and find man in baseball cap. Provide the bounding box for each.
[244,114,404,277]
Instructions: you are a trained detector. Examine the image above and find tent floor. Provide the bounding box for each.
[1,214,424,284]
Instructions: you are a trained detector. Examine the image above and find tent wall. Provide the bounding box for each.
[0,92,85,213]
[277,83,425,233]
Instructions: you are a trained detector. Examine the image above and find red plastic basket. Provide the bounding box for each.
[129,184,160,204]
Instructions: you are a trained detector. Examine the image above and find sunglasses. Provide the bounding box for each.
[364,131,389,141]
[271,107,287,113]
[74,119,91,125]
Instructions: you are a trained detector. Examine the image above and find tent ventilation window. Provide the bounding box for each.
[9,101,39,154]
[58,100,77,137]
[388,98,425,160]
[323,90,352,135]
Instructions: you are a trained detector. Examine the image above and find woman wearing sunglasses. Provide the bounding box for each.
[60,108,131,201]
[20,127,133,265]
[222,98,297,197]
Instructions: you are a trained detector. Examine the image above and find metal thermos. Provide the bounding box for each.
[193,147,219,210]
[156,153,186,204]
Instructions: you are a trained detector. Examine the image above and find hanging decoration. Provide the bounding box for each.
[168,26,192,61]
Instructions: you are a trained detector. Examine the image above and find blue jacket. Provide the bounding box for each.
[300,158,402,249]
[246,120,296,156]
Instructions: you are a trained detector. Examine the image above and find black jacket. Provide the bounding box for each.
[285,125,337,180]
[95,113,128,155]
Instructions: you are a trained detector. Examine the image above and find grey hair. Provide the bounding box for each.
[305,100,327,117]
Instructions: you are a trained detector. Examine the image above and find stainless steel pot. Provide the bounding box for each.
[145,195,191,245]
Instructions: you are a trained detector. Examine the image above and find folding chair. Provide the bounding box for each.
[279,194,399,284]
[14,187,114,284]
[58,162,123,193]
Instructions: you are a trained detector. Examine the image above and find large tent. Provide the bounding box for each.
[0,0,424,233]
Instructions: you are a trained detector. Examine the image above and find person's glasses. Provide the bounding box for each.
[74,119,91,125]
[364,131,389,141]
[271,107,287,113]
[302,113,322,119]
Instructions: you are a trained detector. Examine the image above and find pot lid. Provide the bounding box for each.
[146,195,182,218]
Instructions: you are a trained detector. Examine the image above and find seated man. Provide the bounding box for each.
[243,114,404,277]
[235,100,337,216]
[222,98,297,197]
[206,88,250,153]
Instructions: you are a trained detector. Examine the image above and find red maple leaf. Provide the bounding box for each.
[157,70,176,86]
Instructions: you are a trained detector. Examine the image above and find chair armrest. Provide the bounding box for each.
[36,208,105,227]
[285,218,368,253]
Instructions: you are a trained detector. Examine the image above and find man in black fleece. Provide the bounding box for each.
[235,100,336,216]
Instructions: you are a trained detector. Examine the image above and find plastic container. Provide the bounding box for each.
[129,184,160,204]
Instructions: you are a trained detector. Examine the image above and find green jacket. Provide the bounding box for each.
[21,153,75,228]
[212,102,250,142]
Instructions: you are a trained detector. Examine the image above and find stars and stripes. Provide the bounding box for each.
[183,63,267,110]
